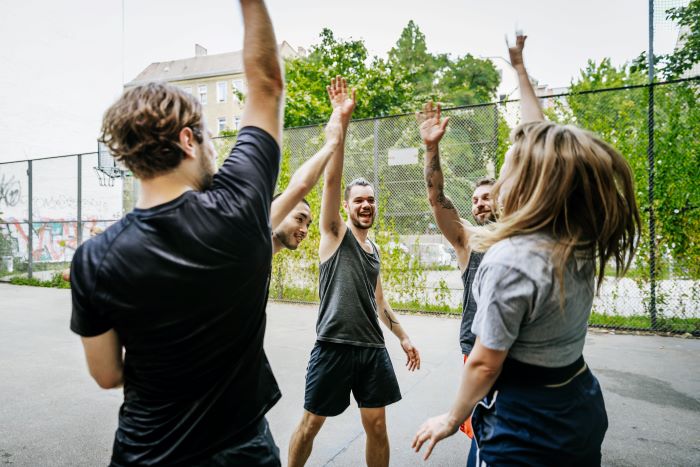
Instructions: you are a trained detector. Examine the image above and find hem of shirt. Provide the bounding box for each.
[70,321,111,338]
[110,389,282,467]
[317,336,385,349]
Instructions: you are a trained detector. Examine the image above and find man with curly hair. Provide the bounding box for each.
[69,1,286,465]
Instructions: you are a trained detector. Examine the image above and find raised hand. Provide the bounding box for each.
[401,338,421,372]
[326,75,356,126]
[416,101,449,146]
[507,33,527,70]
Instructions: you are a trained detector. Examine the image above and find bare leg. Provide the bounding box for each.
[288,410,326,467]
[360,407,389,467]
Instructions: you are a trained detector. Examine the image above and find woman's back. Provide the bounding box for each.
[472,232,595,368]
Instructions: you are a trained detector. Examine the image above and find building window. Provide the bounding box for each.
[231,79,246,102]
[182,86,192,95]
[198,85,207,105]
[216,81,227,103]
[217,117,226,134]
[233,116,241,130]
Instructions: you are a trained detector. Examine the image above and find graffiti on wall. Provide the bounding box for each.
[0,174,21,207]
[0,219,109,262]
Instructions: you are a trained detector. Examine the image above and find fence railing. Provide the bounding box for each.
[1,77,698,335]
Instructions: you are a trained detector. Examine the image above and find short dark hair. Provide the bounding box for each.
[475,177,496,188]
[100,82,205,179]
[344,178,373,200]
[272,193,309,207]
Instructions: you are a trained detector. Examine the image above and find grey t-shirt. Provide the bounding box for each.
[471,233,595,367]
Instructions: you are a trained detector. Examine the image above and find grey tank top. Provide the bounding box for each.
[316,228,384,348]
[460,251,484,354]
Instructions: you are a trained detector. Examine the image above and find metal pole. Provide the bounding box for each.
[492,103,499,174]
[27,160,33,279]
[373,119,380,227]
[77,154,83,246]
[647,0,657,329]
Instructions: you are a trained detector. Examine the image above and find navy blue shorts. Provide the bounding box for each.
[470,369,608,466]
[304,341,402,416]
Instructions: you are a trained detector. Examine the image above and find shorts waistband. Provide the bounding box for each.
[498,355,586,387]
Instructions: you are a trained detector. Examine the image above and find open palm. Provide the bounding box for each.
[508,34,527,69]
[416,101,449,146]
[327,75,356,125]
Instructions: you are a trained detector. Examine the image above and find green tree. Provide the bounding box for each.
[552,58,700,280]
[284,29,412,127]
[663,0,700,78]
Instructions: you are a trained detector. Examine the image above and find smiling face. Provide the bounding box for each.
[273,202,312,250]
[471,184,495,225]
[344,184,376,230]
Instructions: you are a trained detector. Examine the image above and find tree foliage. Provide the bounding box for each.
[283,22,500,127]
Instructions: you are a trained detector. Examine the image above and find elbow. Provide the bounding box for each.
[92,371,123,390]
[468,359,502,380]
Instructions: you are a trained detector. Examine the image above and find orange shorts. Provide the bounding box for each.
[459,354,474,438]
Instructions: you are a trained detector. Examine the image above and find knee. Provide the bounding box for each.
[364,416,387,440]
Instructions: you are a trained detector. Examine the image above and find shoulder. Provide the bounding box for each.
[72,220,129,280]
[480,233,554,281]
[233,126,280,154]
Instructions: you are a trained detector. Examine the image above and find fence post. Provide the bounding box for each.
[647,0,657,329]
[373,119,380,224]
[492,103,499,173]
[27,160,33,279]
[77,154,83,246]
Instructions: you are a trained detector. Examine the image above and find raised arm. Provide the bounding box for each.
[375,275,420,372]
[417,102,471,269]
[319,77,355,245]
[239,0,284,144]
[508,34,544,123]
[270,106,343,229]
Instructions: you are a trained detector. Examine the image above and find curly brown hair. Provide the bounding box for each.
[100,82,204,179]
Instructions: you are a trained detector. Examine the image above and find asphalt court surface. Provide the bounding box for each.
[1,284,699,466]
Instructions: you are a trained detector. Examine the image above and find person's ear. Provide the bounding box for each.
[179,127,196,159]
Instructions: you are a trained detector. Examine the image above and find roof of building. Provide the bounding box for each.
[126,41,301,87]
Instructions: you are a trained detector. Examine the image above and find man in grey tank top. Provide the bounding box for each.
[287,77,421,467]
[416,103,496,439]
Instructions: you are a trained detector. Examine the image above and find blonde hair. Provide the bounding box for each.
[470,121,641,292]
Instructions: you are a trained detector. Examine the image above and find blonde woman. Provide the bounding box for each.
[412,35,640,466]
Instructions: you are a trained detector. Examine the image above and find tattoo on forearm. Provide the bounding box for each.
[384,308,399,330]
[436,191,456,210]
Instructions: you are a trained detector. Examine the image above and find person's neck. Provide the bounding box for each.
[272,234,283,254]
[347,221,370,244]
[136,173,193,209]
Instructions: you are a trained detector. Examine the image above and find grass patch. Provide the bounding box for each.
[589,312,700,334]
[10,273,70,289]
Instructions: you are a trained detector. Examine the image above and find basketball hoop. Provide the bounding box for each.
[95,140,130,187]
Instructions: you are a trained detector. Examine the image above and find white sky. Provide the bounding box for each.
[0,0,681,163]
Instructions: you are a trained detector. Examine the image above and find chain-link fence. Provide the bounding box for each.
[214,78,699,335]
[1,78,698,335]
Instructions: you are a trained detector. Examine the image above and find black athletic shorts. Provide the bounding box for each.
[190,418,280,467]
[304,341,402,417]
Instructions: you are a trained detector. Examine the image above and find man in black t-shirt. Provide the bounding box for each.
[70,1,285,465]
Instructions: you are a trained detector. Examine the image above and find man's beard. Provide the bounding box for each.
[474,210,496,225]
[273,229,298,250]
[351,211,375,230]
[195,155,215,191]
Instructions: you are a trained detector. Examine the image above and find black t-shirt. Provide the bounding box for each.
[70,127,281,466]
